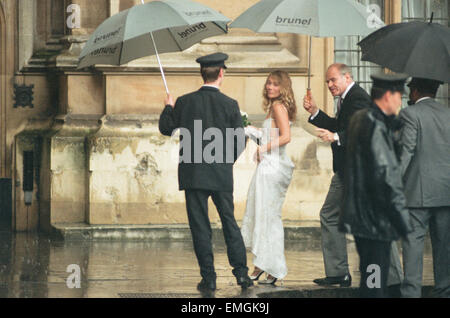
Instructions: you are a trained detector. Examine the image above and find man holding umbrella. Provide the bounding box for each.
[399,78,450,298]
[159,52,253,293]
[303,63,372,287]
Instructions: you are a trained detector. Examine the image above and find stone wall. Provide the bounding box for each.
[3,0,338,231]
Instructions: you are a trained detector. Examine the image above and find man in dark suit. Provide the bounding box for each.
[399,78,450,298]
[159,52,253,293]
[303,64,405,292]
[303,63,372,287]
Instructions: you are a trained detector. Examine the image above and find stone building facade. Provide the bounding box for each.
[1,0,407,232]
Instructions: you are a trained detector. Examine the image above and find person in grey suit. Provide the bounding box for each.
[399,77,450,298]
[303,64,404,292]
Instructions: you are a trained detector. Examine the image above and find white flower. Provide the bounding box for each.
[240,111,248,117]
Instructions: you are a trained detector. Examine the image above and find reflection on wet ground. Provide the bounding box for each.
[0,231,434,298]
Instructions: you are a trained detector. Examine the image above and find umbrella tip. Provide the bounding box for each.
[429,12,434,24]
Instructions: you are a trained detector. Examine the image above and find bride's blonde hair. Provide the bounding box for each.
[263,70,297,122]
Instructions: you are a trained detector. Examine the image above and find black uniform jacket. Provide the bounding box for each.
[309,83,372,175]
[339,105,413,241]
[159,86,245,192]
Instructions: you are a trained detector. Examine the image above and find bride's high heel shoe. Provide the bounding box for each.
[258,275,278,285]
[249,270,265,281]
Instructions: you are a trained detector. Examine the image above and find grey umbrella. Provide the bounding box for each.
[358,16,450,83]
[78,0,231,93]
[230,0,383,93]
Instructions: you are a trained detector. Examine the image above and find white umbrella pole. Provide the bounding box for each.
[141,0,169,94]
[307,36,312,99]
[150,31,170,94]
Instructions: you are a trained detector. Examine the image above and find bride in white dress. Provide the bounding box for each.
[241,71,296,285]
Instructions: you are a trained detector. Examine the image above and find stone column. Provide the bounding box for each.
[385,0,402,24]
[109,0,120,16]
[36,1,109,230]
[68,0,109,36]
[0,1,8,179]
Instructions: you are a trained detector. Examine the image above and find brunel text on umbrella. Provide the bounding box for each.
[178,23,207,39]
[275,16,312,26]
[94,27,122,44]
[183,9,212,17]
[89,46,119,57]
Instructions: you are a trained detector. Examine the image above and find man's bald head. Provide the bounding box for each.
[326,63,354,97]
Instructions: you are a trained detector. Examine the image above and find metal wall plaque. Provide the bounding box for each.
[13,84,34,108]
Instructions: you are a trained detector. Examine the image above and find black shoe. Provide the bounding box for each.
[313,273,352,287]
[197,279,216,292]
[236,275,254,289]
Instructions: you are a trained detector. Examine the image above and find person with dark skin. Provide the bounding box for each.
[399,78,450,298]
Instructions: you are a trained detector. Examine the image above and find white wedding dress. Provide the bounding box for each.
[241,118,295,279]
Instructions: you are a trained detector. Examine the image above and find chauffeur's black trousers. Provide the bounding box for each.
[185,190,248,281]
[355,237,392,298]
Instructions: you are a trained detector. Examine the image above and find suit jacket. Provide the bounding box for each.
[159,86,245,192]
[309,83,372,175]
[399,98,450,208]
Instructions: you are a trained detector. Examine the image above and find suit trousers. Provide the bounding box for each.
[355,237,392,298]
[401,207,450,298]
[323,174,404,284]
[185,190,248,282]
[320,173,349,277]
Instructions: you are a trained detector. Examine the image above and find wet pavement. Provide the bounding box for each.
[0,230,435,298]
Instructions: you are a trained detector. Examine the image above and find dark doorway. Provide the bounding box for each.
[0,178,12,230]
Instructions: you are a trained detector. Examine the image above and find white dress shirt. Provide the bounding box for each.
[202,84,220,89]
[415,97,431,104]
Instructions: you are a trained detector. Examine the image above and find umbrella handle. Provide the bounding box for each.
[307,88,312,101]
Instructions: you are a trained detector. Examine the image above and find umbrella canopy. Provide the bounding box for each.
[230,0,379,37]
[230,0,383,91]
[358,20,450,83]
[78,0,231,92]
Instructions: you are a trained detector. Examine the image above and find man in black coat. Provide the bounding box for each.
[303,63,372,287]
[340,73,413,298]
[159,52,253,293]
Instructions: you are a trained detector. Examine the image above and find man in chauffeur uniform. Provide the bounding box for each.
[340,73,413,298]
[159,52,253,293]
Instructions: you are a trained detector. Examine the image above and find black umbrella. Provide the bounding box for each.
[358,15,450,83]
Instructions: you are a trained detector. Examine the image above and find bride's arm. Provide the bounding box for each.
[260,103,291,154]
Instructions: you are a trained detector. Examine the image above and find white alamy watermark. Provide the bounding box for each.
[366,264,381,289]
[67,4,81,29]
[168,120,280,166]
[367,4,384,29]
[66,264,81,289]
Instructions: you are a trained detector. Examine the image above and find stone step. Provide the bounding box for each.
[50,221,323,243]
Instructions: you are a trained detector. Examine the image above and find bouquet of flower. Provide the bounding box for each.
[241,111,262,146]
[241,111,251,127]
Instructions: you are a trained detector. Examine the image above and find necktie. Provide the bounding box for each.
[336,97,343,117]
